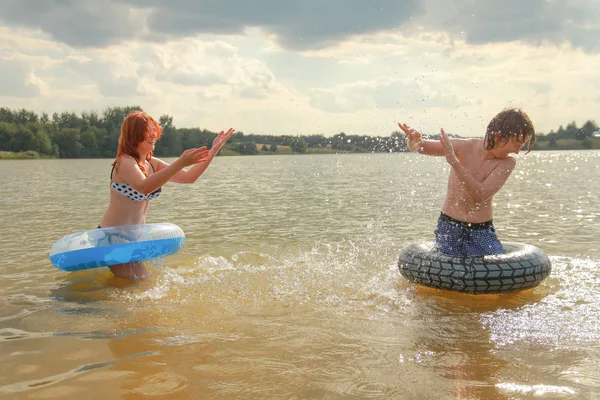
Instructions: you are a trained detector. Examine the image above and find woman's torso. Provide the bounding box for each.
[99,158,160,227]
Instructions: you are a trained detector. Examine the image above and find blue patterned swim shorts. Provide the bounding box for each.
[434,212,503,257]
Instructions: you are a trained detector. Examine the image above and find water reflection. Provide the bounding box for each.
[1,152,600,398]
[400,286,548,399]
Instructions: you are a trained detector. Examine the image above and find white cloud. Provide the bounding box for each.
[0,2,598,137]
[0,56,47,97]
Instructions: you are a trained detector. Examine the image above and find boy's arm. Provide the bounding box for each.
[440,129,516,203]
[418,140,444,156]
[398,123,468,156]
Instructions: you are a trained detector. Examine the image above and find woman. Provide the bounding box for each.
[99,110,234,279]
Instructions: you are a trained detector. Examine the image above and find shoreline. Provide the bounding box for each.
[2,145,599,160]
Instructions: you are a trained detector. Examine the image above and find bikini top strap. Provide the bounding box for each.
[111,157,153,180]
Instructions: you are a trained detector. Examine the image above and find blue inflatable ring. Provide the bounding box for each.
[50,223,186,272]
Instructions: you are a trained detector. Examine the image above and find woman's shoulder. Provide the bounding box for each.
[117,154,137,162]
[116,155,137,167]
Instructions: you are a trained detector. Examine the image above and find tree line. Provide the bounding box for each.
[0,106,597,158]
[0,106,410,158]
[535,120,599,149]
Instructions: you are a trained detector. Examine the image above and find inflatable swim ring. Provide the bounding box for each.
[50,223,186,272]
[398,242,551,294]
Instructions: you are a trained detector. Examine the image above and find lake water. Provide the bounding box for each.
[1,151,599,399]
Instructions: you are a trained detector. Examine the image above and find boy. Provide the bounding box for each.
[399,108,535,256]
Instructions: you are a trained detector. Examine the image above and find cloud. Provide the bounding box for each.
[0,56,46,97]
[148,39,277,99]
[63,54,144,97]
[310,76,472,113]
[0,0,148,47]
[0,1,598,137]
[142,0,421,50]
[2,0,598,52]
[417,0,600,52]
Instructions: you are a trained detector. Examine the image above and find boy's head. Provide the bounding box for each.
[484,108,535,153]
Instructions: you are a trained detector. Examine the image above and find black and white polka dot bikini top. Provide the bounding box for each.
[110,161,162,201]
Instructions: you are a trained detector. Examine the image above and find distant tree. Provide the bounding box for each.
[9,125,36,152]
[15,109,38,124]
[231,131,245,142]
[386,131,408,152]
[582,120,598,139]
[261,144,269,152]
[269,143,278,152]
[0,122,18,151]
[159,114,174,129]
[81,111,101,129]
[235,142,258,155]
[290,137,307,153]
[305,134,328,148]
[155,114,176,157]
[53,128,83,158]
[40,112,50,124]
[80,127,102,157]
[28,123,54,155]
[331,132,353,150]
[564,121,579,139]
[0,107,16,123]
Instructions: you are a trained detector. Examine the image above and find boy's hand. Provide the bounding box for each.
[398,123,424,153]
[440,128,459,166]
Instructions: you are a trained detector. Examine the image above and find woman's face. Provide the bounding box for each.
[138,121,157,153]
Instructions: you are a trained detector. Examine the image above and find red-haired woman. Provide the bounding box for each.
[99,111,234,279]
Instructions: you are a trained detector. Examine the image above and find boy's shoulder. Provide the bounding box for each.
[454,137,482,153]
[501,155,517,167]
[454,137,482,145]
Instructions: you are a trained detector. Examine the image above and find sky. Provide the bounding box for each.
[1,0,599,137]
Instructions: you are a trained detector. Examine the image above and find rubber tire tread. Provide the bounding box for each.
[398,242,551,294]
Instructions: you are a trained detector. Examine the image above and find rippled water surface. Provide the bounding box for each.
[1,151,599,399]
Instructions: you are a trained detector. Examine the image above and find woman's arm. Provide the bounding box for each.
[161,128,235,184]
[117,148,209,194]
[155,153,211,184]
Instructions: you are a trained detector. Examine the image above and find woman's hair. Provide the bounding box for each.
[113,111,162,175]
[484,108,536,153]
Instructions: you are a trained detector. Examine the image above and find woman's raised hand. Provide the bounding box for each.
[210,128,235,155]
[179,146,210,167]
[398,123,424,153]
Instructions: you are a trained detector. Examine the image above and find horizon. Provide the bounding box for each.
[1,104,593,139]
[1,1,599,138]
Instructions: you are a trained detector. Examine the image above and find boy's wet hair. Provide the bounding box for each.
[484,108,535,153]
